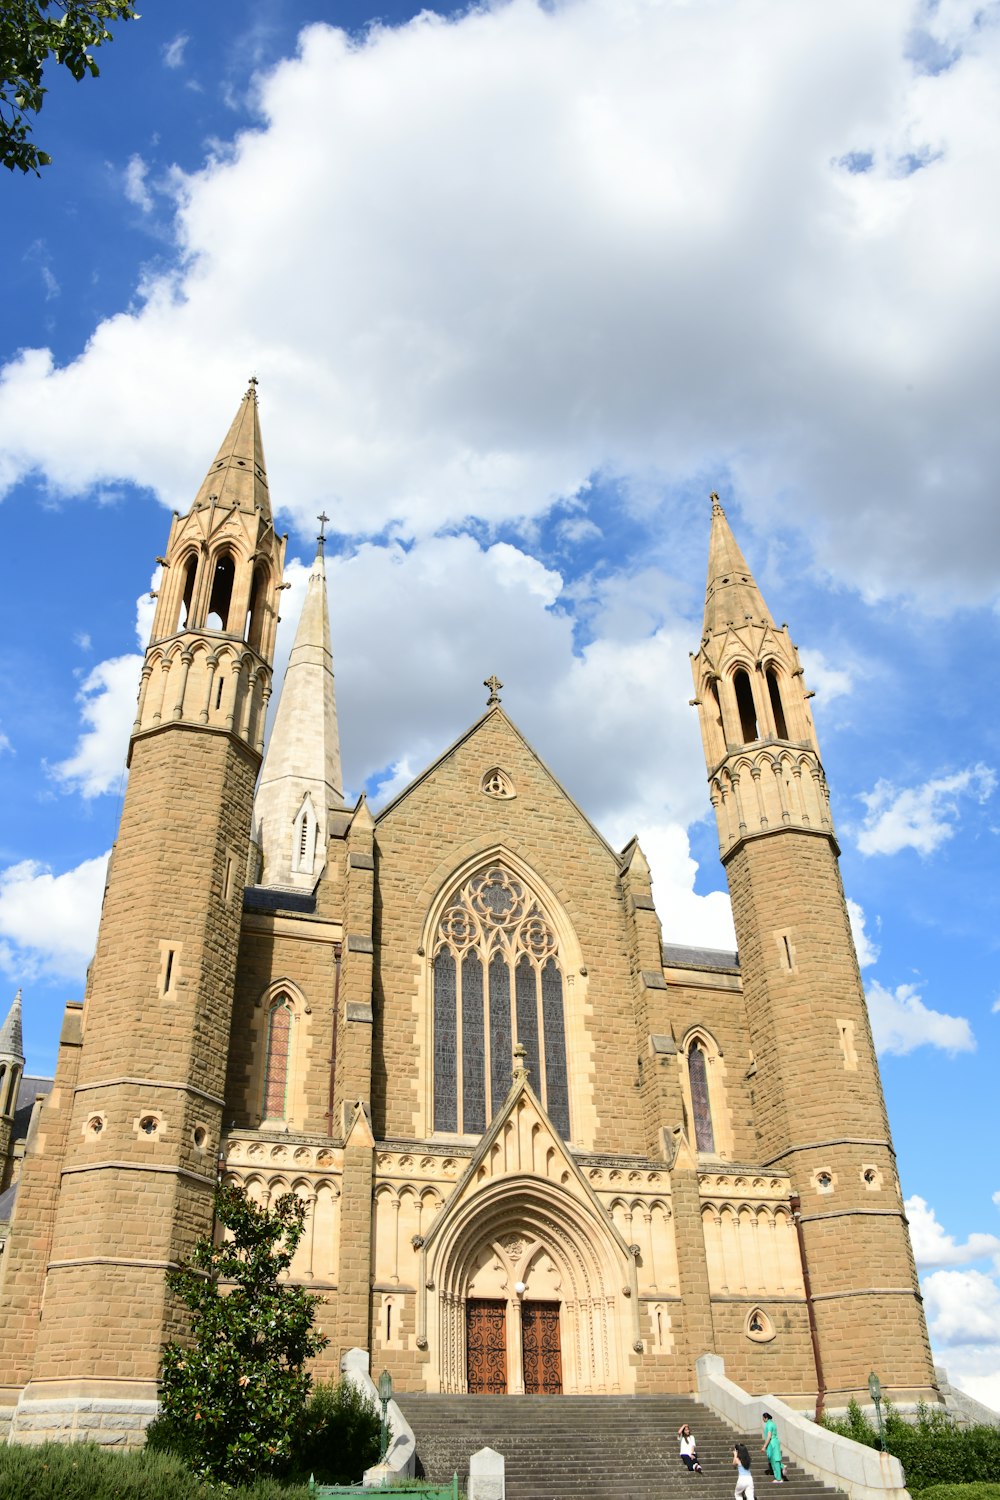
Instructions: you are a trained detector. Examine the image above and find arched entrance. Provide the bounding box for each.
[425,1173,635,1394]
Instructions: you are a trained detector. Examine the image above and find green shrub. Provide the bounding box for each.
[0,1440,313,1499]
[293,1377,382,1484]
[823,1400,1000,1491]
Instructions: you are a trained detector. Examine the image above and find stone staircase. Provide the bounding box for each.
[396,1393,848,1500]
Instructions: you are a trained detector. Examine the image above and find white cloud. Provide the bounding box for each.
[923,1267,1000,1411]
[123,154,154,213]
[47,579,158,801]
[0,853,109,983]
[0,730,11,756]
[846,898,880,967]
[856,764,996,856]
[798,648,853,703]
[49,655,141,799]
[629,822,736,951]
[297,535,712,842]
[162,33,189,70]
[906,1196,1000,1270]
[0,3,999,602]
[866,979,975,1056]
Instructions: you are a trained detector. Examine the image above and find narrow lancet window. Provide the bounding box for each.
[767,668,789,739]
[734,668,759,743]
[207,552,236,631]
[245,564,269,651]
[263,997,293,1120]
[688,1040,715,1154]
[178,554,198,631]
[433,951,458,1132]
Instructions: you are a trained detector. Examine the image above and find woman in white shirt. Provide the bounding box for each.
[678,1424,703,1473]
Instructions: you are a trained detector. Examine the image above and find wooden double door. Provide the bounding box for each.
[466,1298,563,1394]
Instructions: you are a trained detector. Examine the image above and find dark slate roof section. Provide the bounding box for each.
[13,1075,53,1139]
[243,885,317,915]
[661,943,740,972]
[0,1182,17,1226]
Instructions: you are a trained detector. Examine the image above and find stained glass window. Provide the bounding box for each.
[688,1040,715,1153]
[263,997,293,1120]
[462,952,486,1133]
[541,958,569,1140]
[433,951,458,1132]
[431,865,571,1139]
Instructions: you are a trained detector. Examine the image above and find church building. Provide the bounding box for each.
[0,385,938,1445]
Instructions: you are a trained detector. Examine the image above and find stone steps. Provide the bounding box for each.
[396,1394,846,1500]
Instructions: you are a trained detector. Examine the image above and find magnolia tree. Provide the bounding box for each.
[155,1185,329,1486]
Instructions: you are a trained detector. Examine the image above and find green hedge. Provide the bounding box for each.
[823,1401,1000,1491]
[917,1486,1000,1500]
[0,1442,313,1500]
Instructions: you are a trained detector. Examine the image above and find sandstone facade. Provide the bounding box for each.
[0,410,938,1446]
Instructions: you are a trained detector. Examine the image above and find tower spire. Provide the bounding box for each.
[190,377,272,522]
[254,532,345,889]
[0,988,24,1061]
[703,492,775,640]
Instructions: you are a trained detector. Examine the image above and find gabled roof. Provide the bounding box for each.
[374,704,620,865]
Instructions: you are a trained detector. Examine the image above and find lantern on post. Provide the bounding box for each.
[868,1371,886,1451]
[378,1368,394,1462]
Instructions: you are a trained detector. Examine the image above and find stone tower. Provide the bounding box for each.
[4,383,286,1437]
[690,494,937,1406]
[0,990,25,1194]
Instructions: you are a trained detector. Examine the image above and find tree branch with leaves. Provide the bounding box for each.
[1,1,139,174]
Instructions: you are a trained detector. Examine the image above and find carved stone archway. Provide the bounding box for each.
[425,1172,635,1394]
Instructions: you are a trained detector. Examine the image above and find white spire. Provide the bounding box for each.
[254,535,344,889]
[0,988,24,1061]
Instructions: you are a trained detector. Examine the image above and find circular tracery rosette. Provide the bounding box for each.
[438,903,482,952]
[517,909,557,960]
[468,867,527,928]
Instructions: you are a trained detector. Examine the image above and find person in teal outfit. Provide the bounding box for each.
[761,1412,784,1482]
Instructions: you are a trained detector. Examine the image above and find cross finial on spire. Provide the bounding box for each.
[317,511,330,551]
[710,490,724,516]
[484,674,503,706]
[247,373,259,402]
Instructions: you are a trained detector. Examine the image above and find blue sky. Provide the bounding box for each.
[1,0,999,1405]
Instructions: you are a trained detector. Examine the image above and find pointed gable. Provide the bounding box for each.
[376,705,618,867]
[425,1071,632,1258]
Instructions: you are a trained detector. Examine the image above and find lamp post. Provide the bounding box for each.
[378,1368,394,1463]
[868,1371,886,1452]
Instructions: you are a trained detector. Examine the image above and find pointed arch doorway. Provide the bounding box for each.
[426,1169,635,1395]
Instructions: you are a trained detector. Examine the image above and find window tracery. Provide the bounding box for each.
[432,866,570,1139]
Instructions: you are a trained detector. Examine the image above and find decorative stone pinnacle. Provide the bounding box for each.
[513,1041,528,1080]
[485,674,503,706]
[317,511,329,550]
